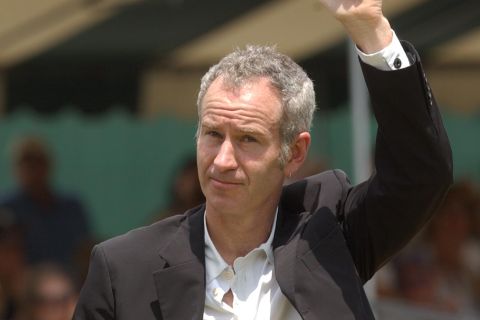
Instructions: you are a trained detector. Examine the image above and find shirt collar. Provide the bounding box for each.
[204,208,278,283]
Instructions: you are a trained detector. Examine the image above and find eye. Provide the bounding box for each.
[206,130,222,139]
[241,135,257,143]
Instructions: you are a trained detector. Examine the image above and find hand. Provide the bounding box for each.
[317,0,393,53]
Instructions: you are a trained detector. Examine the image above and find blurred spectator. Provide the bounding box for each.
[0,283,5,319]
[71,239,97,287]
[15,264,77,320]
[0,209,27,320]
[0,136,91,268]
[152,156,205,221]
[377,180,480,316]
[427,180,480,312]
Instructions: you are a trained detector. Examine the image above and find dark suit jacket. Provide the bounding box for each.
[73,42,453,320]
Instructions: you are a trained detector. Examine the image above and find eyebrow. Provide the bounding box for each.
[237,126,264,135]
[200,121,268,136]
[199,121,218,130]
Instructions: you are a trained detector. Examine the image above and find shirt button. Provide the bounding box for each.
[213,288,222,297]
[393,57,402,69]
[223,268,234,280]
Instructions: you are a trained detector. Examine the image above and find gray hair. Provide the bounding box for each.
[196,45,316,166]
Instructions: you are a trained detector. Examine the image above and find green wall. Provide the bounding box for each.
[1,109,478,238]
[0,111,197,239]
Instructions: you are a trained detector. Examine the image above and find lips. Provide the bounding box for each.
[209,177,243,188]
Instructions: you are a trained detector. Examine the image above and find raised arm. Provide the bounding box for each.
[343,50,452,282]
[328,8,451,286]
[315,0,453,282]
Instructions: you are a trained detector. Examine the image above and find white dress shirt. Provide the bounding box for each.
[204,210,302,320]
[203,31,410,320]
[357,30,410,71]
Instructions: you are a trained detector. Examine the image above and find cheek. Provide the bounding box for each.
[246,155,283,184]
[196,150,205,175]
[247,168,284,202]
[196,142,214,177]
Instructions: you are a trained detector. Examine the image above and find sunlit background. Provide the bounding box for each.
[0,0,479,319]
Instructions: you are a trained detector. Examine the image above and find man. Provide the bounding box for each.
[74,0,453,319]
[0,136,91,267]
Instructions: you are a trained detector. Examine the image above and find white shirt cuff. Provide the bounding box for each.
[356,30,410,71]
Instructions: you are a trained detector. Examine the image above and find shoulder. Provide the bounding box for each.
[281,169,351,214]
[53,192,85,209]
[0,191,30,219]
[98,213,185,259]
[0,190,24,207]
[306,169,350,186]
[285,169,350,190]
[95,205,203,265]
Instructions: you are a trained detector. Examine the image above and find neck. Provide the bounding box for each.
[206,203,277,265]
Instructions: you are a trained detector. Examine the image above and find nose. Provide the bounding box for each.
[213,139,238,172]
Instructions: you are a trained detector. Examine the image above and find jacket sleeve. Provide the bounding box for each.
[340,41,453,283]
[73,245,115,320]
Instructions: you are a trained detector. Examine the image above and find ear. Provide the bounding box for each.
[284,132,311,177]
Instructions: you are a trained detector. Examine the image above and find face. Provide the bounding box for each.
[197,76,287,216]
[16,153,50,191]
[31,275,77,320]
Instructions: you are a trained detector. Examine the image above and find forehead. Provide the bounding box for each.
[201,76,283,125]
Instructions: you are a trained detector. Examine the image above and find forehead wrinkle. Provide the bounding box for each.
[201,115,272,139]
[201,77,282,138]
[205,104,276,123]
[201,106,278,136]
[203,76,282,114]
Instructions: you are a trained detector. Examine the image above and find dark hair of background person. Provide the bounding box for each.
[151,156,205,222]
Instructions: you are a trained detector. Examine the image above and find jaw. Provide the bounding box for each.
[204,182,283,221]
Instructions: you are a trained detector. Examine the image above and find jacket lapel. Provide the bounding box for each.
[273,199,309,315]
[152,206,206,320]
[274,178,339,318]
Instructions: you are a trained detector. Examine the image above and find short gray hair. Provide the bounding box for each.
[197,45,316,166]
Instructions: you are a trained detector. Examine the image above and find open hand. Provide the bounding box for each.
[317,0,392,53]
[318,0,383,23]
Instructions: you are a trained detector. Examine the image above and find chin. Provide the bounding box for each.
[206,195,244,215]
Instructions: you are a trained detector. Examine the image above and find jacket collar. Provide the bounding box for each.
[272,179,320,312]
[150,181,312,320]
[152,205,206,320]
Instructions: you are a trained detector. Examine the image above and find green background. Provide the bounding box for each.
[1,109,478,239]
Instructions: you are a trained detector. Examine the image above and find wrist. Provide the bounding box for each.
[342,16,393,53]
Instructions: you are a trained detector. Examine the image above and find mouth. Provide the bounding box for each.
[209,177,243,188]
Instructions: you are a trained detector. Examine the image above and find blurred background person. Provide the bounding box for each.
[71,239,98,288]
[151,156,205,221]
[0,136,91,269]
[426,180,480,312]
[0,283,5,320]
[15,264,78,320]
[0,209,28,320]
[377,180,480,317]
